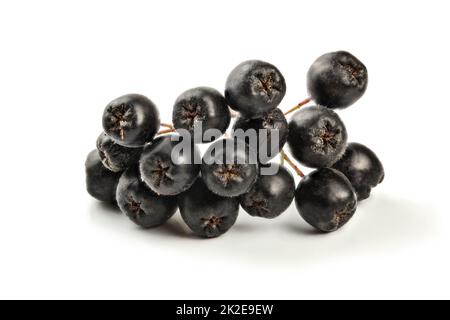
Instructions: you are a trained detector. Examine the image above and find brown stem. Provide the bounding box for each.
[160,123,174,129]
[280,150,305,178]
[280,152,285,166]
[284,97,312,116]
[157,128,176,135]
[230,110,238,118]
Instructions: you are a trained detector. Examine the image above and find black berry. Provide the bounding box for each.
[102,94,160,147]
[140,135,200,196]
[233,108,288,163]
[85,150,122,204]
[307,51,368,109]
[287,106,348,168]
[172,87,230,143]
[178,179,239,238]
[295,168,357,232]
[201,139,258,197]
[96,132,143,172]
[332,142,384,201]
[225,60,286,119]
[116,167,177,228]
[240,164,295,219]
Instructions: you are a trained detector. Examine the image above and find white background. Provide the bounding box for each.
[0,0,449,300]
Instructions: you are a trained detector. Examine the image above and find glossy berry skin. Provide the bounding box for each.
[116,167,177,228]
[178,179,239,238]
[225,60,286,119]
[295,168,357,233]
[201,139,258,197]
[287,106,348,168]
[102,94,160,147]
[307,51,368,109]
[332,142,385,201]
[85,150,122,204]
[140,135,200,196]
[240,164,295,219]
[96,132,143,172]
[172,87,231,143]
[233,108,288,163]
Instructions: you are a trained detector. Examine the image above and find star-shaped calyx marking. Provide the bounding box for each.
[109,103,133,141]
[254,73,281,100]
[333,201,356,228]
[127,195,144,219]
[201,216,223,231]
[313,120,341,154]
[151,161,173,188]
[180,100,206,129]
[338,61,366,87]
[213,164,243,187]
[248,198,270,216]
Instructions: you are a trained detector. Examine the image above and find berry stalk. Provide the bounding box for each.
[160,123,174,130]
[230,110,238,118]
[280,150,305,178]
[157,128,176,135]
[284,97,312,116]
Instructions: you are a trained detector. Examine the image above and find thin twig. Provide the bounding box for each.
[160,123,174,130]
[280,150,305,178]
[157,128,176,135]
[284,97,312,116]
[230,109,238,118]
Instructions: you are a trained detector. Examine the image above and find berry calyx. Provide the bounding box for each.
[287,106,348,168]
[102,94,160,147]
[225,60,286,119]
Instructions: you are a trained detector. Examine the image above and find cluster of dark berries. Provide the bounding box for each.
[86,51,385,238]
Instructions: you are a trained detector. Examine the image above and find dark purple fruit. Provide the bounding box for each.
[332,142,384,201]
[307,51,368,109]
[178,179,239,238]
[140,135,200,196]
[85,150,122,204]
[96,132,142,172]
[225,60,286,119]
[287,106,347,168]
[102,94,160,147]
[233,108,288,163]
[116,167,177,228]
[172,87,230,143]
[201,139,258,197]
[240,164,295,219]
[295,168,357,232]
